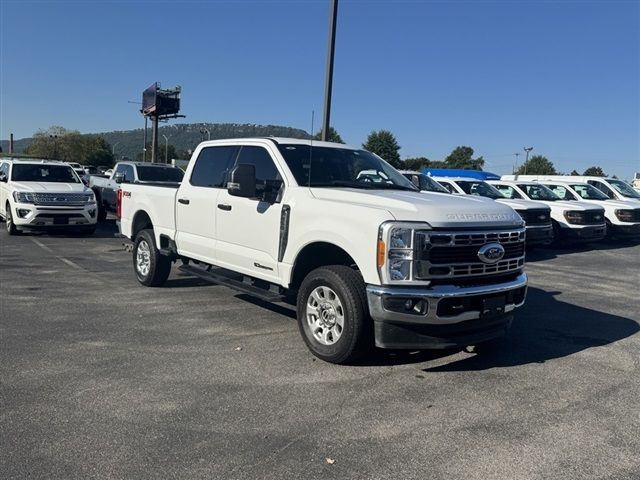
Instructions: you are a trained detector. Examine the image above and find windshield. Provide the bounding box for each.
[517,183,560,201]
[277,144,417,191]
[403,173,449,193]
[136,166,184,182]
[570,184,609,200]
[608,179,640,199]
[12,164,80,183]
[456,180,504,199]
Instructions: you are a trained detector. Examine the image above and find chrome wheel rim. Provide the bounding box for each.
[6,209,12,232]
[136,240,151,277]
[306,286,345,345]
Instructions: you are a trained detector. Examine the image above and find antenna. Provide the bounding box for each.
[308,110,314,188]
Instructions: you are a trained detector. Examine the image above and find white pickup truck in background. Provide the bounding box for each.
[488,179,607,243]
[88,161,184,220]
[120,138,528,363]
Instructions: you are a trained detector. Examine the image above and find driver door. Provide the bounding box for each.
[215,145,285,282]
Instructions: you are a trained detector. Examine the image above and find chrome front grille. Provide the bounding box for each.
[414,228,526,279]
[31,193,89,206]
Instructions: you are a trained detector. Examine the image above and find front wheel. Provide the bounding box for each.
[133,229,171,287]
[6,203,20,235]
[296,265,372,364]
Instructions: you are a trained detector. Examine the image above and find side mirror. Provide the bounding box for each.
[114,172,125,184]
[0,173,7,183]
[228,163,256,198]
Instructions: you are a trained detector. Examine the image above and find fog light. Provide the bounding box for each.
[17,209,30,218]
[404,299,413,310]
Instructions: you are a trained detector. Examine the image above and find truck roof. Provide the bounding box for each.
[198,137,361,151]
[117,161,182,168]
[1,157,65,165]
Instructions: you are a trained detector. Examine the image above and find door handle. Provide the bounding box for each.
[217,203,232,211]
[178,198,190,205]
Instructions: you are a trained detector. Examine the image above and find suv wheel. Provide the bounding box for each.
[6,203,20,235]
[297,265,372,364]
[133,229,171,287]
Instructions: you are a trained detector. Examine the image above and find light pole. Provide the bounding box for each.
[199,128,210,141]
[162,134,171,164]
[321,0,339,141]
[112,142,120,159]
[523,147,533,174]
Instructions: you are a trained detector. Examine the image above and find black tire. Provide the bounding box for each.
[296,265,372,364]
[133,229,171,287]
[5,203,20,236]
[97,202,107,221]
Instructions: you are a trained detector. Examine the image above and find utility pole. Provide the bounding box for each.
[143,116,148,162]
[523,147,533,174]
[200,128,210,141]
[112,142,120,159]
[321,0,338,141]
[151,116,159,163]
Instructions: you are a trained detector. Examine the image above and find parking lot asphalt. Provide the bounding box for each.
[1,221,639,480]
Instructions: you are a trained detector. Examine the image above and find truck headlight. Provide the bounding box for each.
[377,222,430,283]
[13,192,36,203]
[615,209,636,222]
[564,210,585,225]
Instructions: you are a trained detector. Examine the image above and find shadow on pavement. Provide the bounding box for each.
[422,286,639,372]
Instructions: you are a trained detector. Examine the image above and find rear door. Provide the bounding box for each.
[175,145,238,263]
[215,144,285,281]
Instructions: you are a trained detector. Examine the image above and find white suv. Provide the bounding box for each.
[0,158,98,235]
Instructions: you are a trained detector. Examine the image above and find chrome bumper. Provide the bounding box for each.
[366,272,528,326]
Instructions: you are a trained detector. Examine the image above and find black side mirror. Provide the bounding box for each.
[228,163,256,198]
[0,173,7,183]
[114,172,125,184]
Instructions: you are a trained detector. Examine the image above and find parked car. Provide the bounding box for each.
[503,175,640,204]
[119,137,528,364]
[431,176,554,246]
[66,162,86,178]
[488,180,606,243]
[535,180,640,239]
[88,161,184,220]
[0,158,97,235]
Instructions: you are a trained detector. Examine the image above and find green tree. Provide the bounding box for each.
[402,157,431,171]
[314,126,345,144]
[516,155,557,175]
[444,146,485,170]
[569,169,580,175]
[363,130,401,168]
[582,166,606,177]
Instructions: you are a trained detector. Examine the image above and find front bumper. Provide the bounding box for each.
[11,202,97,228]
[525,224,553,245]
[609,222,640,239]
[558,224,606,242]
[366,272,527,349]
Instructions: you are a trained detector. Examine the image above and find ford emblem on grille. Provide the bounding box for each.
[538,214,547,221]
[477,243,505,264]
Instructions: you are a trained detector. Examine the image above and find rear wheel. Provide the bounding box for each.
[133,229,171,287]
[296,265,372,364]
[6,203,20,236]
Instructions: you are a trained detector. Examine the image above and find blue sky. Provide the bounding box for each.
[1,0,638,177]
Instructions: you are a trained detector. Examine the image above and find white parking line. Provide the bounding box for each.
[30,238,53,253]
[31,237,87,271]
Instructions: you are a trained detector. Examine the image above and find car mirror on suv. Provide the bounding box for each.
[228,163,257,198]
[114,172,125,184]
[0,173,7,183]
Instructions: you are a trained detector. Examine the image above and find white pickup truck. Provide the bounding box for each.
[120,138,528,363]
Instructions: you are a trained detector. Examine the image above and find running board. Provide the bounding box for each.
[178,264,285,302]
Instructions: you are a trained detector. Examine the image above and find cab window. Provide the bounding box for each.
[545,185,576,200]
[493,184,522,199]
[233,146,283,194]
[438,181,457,194]
[190,146,239,188]
[588,180,615,199]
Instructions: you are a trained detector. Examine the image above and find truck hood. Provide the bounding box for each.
[310,188,523,229]
[11,181,89,193]
[496,198,550,211]
[534,199,604,211]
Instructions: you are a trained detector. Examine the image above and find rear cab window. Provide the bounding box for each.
[190,146,239,188]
